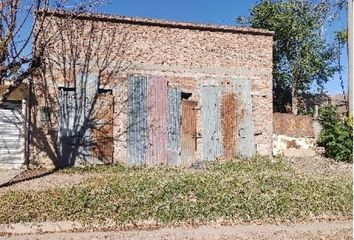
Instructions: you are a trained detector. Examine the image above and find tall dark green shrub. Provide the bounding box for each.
[317,106,353,162]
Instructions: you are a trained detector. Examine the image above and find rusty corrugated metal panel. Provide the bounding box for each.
[146,75,168,166]
[201,86,221,161]
[127,75,147,165]
[221,93,236,158]
[235,80,255,157]
[181,100,197,164]
[91,94,114,163]
[167,87,181,165]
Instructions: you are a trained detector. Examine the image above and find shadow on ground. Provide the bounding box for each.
[0,168,57,188]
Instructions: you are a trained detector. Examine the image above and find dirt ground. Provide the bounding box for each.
[286,156,352,176]
[0,169,25,186]
[0,169,95,195]
[0,220,352,240]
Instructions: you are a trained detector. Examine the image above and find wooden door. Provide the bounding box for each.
[91,93,114,163]
[181,100,197,163]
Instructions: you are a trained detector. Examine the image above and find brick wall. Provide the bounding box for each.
[273,113,315,138]
[30,11,273,167]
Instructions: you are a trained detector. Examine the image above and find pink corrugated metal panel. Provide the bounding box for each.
[146,75,168,166]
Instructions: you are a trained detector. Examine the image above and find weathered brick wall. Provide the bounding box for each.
[273,134,316,156]
[273,113,315,138]
[31,12,273,167]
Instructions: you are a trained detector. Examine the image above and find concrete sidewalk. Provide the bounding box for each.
[0,220,352,240]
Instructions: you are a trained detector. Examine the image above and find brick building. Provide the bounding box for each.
[27,11,274,168]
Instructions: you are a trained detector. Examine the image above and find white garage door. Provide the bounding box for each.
[0,108,24,169]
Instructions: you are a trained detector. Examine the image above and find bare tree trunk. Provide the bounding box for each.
[291,85,298,115]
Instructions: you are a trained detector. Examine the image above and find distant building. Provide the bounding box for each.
[329,94,348,115]
[298,92,348,116]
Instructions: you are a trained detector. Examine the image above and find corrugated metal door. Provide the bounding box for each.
[167,87,181,165]
[0,109,24,169]
[146,76,168,166]
[77,74,98,162]
[221,93,237,158]
[58,74,98,166]
[127,75,147,165]
[181,100,197,164]
[91,93,114,163]
[235,80,255,157]
[59,88,76,167]
[201,86,221,161]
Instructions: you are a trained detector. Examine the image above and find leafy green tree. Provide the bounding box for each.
[237,0,338,113]
[317,106,353,162]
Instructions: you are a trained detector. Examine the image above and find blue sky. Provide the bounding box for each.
[98,1,348,94]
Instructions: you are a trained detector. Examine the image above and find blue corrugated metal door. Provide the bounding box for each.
[235,80,255,157]
[58,88,76,167]
[58,74,99,166]
[201,86,221,161]
[127,75,148,165]
[167,87,181,165]
[77,74,98,162]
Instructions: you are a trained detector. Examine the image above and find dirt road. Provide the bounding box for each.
[1,220,352,240]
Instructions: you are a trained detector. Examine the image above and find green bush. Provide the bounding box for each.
[317,106,353,162]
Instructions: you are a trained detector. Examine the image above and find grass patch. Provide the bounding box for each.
[0,157,352,225]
